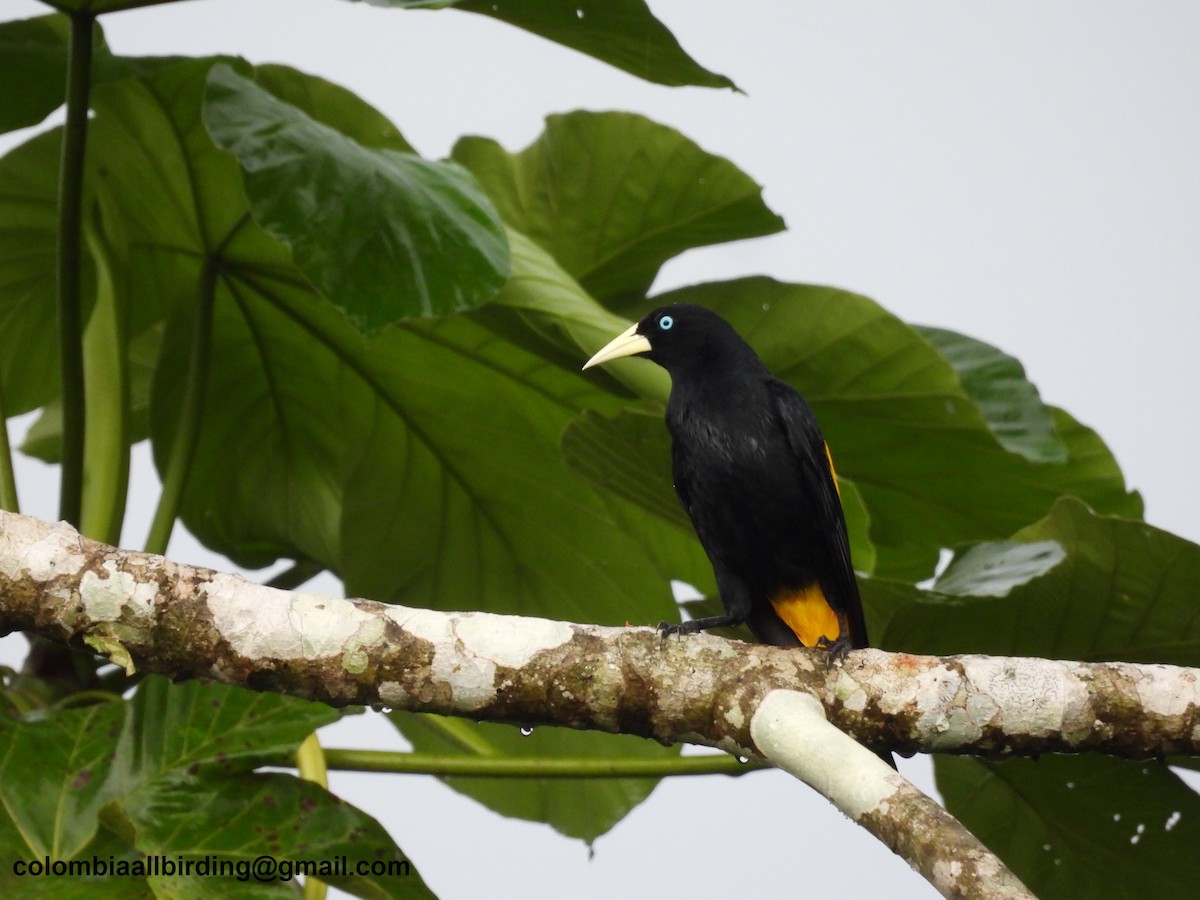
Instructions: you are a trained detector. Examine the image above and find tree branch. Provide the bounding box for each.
[4,510,1197,898]
[752,690,1031,899]
[2,510,1194,760]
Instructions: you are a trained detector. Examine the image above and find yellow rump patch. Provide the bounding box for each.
[771,583,840,648]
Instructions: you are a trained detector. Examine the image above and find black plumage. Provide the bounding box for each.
[584,303,869,653]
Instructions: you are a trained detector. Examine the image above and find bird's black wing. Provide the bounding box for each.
[765,378,870,648]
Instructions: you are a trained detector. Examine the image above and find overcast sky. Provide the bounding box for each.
[3,2,1199,897]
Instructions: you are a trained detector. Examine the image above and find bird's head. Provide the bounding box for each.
[582,304,758,377]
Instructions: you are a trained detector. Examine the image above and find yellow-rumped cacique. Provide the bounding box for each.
[584,304,893,764]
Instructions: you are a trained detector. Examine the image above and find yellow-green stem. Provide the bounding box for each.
[296,733,329,900]
[316,749,762,779]
[80,219,130,544]
[0,380,18,513]
[296,732,330,789]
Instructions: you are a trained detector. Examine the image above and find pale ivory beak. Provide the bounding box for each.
[582,323,653,369]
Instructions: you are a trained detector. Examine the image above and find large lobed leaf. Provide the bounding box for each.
[915,324,1068,464]
[330,298,690,624]
[0,679,430,899]
[0,127,74,417]
[0,14,89,135]
[0,701,124,866]
[67,59,711,628]
[453,110,784,304]
[362,0,737,89]
[204,63,509,333]
[939,755,1200,900]
[0,14,184,136]
[15,1,179,14]
[392,713,670,843]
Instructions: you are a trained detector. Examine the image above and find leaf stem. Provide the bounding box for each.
[143,252,219,556]
[0,380,18,513]
[296,733,330,900]
[56,11,96,528]
[266,559,326,591]
[407,713,503,756]
[313,749,762,779]
[298,734,333,900]
[296,732,330,790]
[80,220,130,544]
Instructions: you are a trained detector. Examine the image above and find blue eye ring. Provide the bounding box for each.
[659,315,674,330]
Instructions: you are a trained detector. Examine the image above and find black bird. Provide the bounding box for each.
[583,303,870,655]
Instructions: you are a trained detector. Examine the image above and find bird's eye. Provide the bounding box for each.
[658,315,674,331]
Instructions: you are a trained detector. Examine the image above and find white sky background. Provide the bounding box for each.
[2,2,1199,898]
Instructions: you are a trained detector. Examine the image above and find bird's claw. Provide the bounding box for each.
[658,620,700,641]
[816,634,853,663]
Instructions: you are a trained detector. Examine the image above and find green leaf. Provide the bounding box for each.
[203,63,509,332]
[58,56,468,566]
[937,755,1200,900]
[931,540,1066,598]
[878,498,1200,666]
[916,324,1068,463]
[249,64,415,152]
[561,409,687,531]
[83,57,270,336]
[454,110,784,304]
[0,14,83,134]
[357,238,709,617]
[639,278,1140,579]
[0,127,80,416]
[333,309,684,625]
[486,228,671,400]
[137,212,686,624]
[108,774,432,899]
[0,701,124,862]
[0,55,721,641]
[0,14,189,136]
[837,477,877,576]
[0,825,148,900]
[391,714,670,843]
[111,677,341,789]
[367,0,737,90]
[149,267,353,568]
[28,0,177,13]
[0,680,416,897]
[79,59,345,565]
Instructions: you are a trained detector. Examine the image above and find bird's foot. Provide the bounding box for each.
[816,634,853,663]
[658,620,701,641]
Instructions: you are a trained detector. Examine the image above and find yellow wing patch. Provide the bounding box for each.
[824,442,841,498]
[770,582,840,648]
